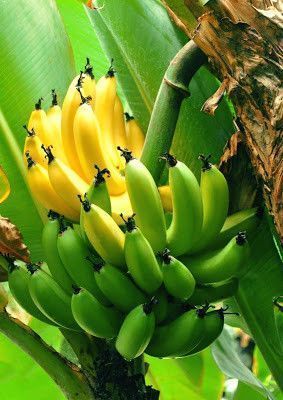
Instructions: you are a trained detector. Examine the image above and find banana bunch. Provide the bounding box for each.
[15,57,260,361]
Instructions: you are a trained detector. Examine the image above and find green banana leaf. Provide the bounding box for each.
[0,0,76,260]
[86,0,235,178]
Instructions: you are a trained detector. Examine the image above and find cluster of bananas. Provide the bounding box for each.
[7,58,257,361]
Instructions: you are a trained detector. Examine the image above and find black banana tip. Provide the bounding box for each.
[159,248,172,264]
[117,146,134,163]
[72,285,82,295]
[143,297,158,315]
[41,145,55,164]
[120,213,136,232]
[159,153,177,167]
[78,193,91,212]
[35,97,43,110]
[124,112,134,122]
[94,165,111,187]
[47,210,61,220]
[26,263,39,275]
[198,154,212,171]
[236,231,247,245]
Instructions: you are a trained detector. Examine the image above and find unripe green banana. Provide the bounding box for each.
[181,232,249,284]
[160,249,195,300]
[42,211,74,295]
[162,154,203,256]
[190,155,229,254]
[118,148,166,253]
[8,261,54,324]
[0,284,8,311]
[161,297,184,325]
[123,215,163,294]
[80,166,111,246]
[79,195,125,268]
[206,207,260,251]
[146,307,205,358]
[184,308,224,356]
[188,279,238,305]
[57,223,110,305]
[28,265,80,330]
[92,259,147,313]
[153,287,168,324]
[116,299,156,360]
[71,287,123,338]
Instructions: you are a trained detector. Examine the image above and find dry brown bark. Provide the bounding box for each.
[163,0,283,245]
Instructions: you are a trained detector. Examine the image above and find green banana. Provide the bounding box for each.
[184,308,224,356]
[206,207,260,251]
[57,223,110,305]
[8,261,55,325]
[188,279,239,305]
[153,287,168,324]
[190,155,229,254]
[181,232,249,284]
[146,307,205,358]
[80,165,111,246]
[123,215,163,294]
[92,258,147,313]
[42,211,74,295]
[115,299,156,360]
[79,195,125,268]
[71,287,123,338]
[162,154,203,256]
[28,264,80,330]
[118,147,166,253]
[160,248,195,300]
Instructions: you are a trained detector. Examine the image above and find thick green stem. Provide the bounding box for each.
[0,311,94,400]
[141,41,206,182]
[235,289,283,391]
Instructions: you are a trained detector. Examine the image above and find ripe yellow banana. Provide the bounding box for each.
[125,113,145,159]
[158,185,172,212]
[46,90,68,164]
[28,98,52,145]
[25,152,79,221]
[61,71,87,179]
[73,92,125,194]
[23,125,47,169]
[82,57,96,110]
[95,61,120,168]
[111,191,133,225]
[113,96,127,150]
[42,145,88,214]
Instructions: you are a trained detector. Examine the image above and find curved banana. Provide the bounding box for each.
[42,145,88,213]
[113,97,127,150]
[123,215,163,294]
[162,154,203,256]
[25,152,79,222]
[125,113,145,159]
[57,223,110,305]
[115,299,156,360]
[28,264,80,330]
[160,248,195,300]
[46,90,68,164]
[146,308,204,358]
[181,232,250,284]
[28,98,52,145]
[207,207,260,251]
[190,155,229,254]
[73,93,125,194]
[95,61,120,168]
[8,261,54,324]
[23,125,47,169]
[82,57,96,109]
[71,287,123,338]
[93,259,147,313]
[188,278,238,306]
[183,308,224,356]
[158,185,172,213]
[61,71,87,179]
[42,211,74,294]
[79,195,125,268]
[119,148,166,253]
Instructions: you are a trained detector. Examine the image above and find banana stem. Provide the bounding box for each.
[0,311,95,400]
[141,41,207,182]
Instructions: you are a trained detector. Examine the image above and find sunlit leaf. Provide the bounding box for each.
[0,217,30,262]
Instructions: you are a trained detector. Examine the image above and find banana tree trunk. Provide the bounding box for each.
[163,0,283,250]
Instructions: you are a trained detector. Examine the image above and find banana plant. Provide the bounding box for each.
[0,0,282,399]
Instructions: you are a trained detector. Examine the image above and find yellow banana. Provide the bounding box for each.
[95,61,120,168]
[28,98,52,145]
[110,191,133,225]
[125,113,145,159]
[82,57,96,110]
[46,90,68,164]
[23,125,47,169]
[113,96,127,169]
[42,145,88,214]
[25,152,79,221]
[158,185,172,212]
[73,91,125,194]
[61,71,87,179]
